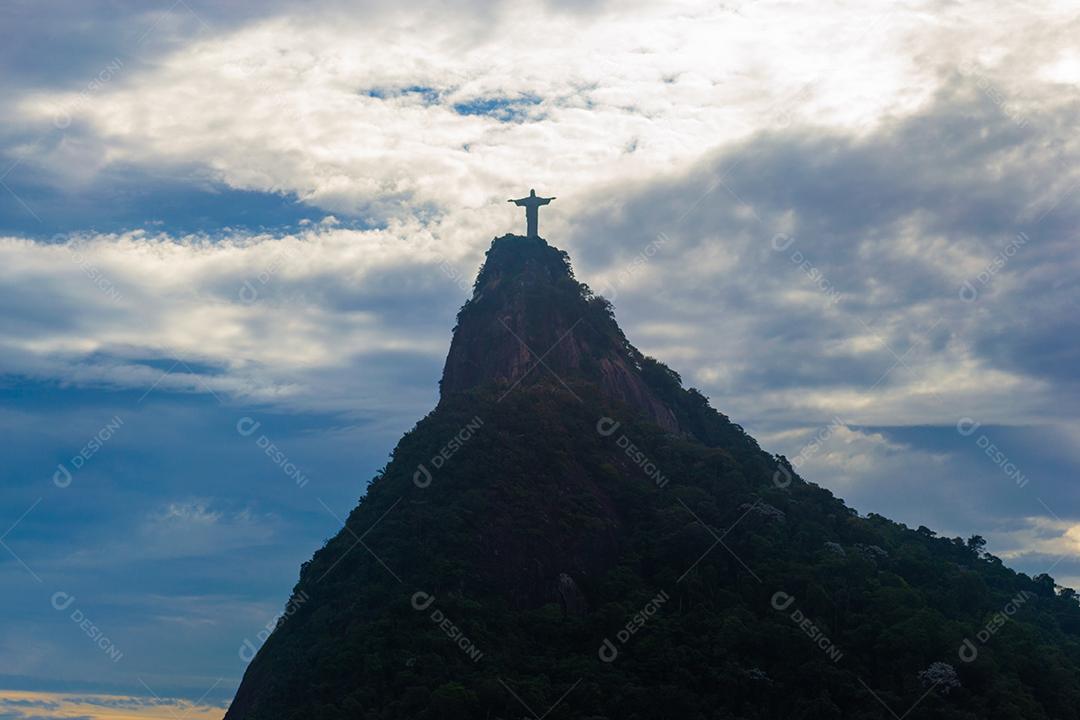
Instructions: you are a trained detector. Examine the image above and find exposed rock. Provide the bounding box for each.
[440,235,680,432]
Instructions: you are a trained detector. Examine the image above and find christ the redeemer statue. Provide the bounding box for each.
[508,189,555,238]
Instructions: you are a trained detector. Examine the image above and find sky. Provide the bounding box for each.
[1,0,1078,716]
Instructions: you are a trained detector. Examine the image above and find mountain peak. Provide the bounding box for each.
[470,233,575,297]
[226,229,1080,720]
[439,234,681,432]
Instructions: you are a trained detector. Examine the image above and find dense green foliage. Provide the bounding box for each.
[227,236,1080,719]
[229,377,1080,720]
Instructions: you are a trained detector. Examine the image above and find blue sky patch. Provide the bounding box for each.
[451,94,543,122]
[363,85,440,105]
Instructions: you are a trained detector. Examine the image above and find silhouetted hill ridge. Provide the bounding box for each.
[225,234,1080,720]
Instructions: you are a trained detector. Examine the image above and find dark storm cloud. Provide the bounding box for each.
[569,77,1080,406]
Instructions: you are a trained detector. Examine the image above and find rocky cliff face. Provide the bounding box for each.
[440,235,680,433]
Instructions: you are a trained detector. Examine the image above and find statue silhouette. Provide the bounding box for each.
[508,189,555,238]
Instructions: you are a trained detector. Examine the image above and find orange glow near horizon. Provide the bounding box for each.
[0,689,227,720]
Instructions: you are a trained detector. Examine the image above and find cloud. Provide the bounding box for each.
[0,0,1011,227]
[991,516,1080,561]
[0,223,458,419]
[129,501,278,561]
[0,689,225,720]
[566,77,1080,434]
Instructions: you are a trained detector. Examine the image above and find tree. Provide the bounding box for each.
[1034,573,1057,597]
[918,662,960,694]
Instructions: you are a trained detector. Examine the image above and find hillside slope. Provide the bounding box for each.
[225,235,1080,720]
